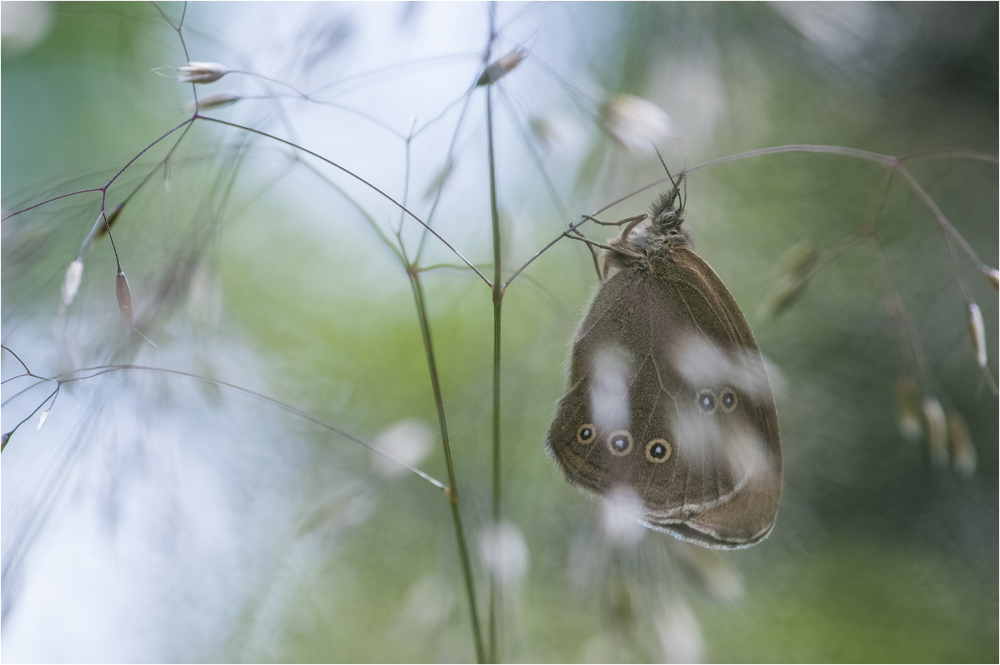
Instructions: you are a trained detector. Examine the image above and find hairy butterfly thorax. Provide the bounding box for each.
[547,181,782,549]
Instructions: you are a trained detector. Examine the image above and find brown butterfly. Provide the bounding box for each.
[546,179,782,549]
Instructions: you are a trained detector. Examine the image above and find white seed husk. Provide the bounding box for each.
[61,258,84,306]
[177,61,228,84]
[477,48,526,86]
[116,269,134,327]
[947,412,976,478]
[921,397,948,467]
[895,375,923,441]
[185,93,241,113]
[983,266,999,291]
[600,94,671,153]
[967,302,987,368]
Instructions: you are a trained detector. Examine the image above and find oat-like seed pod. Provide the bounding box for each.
[758,274,809,319]
[476,48,526,86]
[967,302,987,368]
[946,411,976,477]
[600,94,671,153]
[921,397,948,467]
[780,242,820,277]
[185,93,241,113]
[983,266,999,291]
[61,258,84,307]
[116,269,134,327]
[894,375,923,441]
[37,408,50,431]
[176,62,228,84]
[758,242,820,319]
[94,204,123,242]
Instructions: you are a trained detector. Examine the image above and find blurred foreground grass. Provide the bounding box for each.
[2,2,996,662]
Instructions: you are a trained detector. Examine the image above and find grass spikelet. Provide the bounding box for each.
[982,266,999,291]
[966,302,987,368]
[94,204,123,242]
[946,411,976,477]
[173,62,228,84]
[759,243,819,319]
[185,93,241,113]
[600,94,671,153]
[921,396,948,467]
[477,48,526,86]
[894,375,923,441]
[116,269,134,327]
[61,258,84,307]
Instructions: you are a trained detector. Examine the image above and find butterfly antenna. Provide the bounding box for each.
[680,152,688,212]
[653,144,683,213]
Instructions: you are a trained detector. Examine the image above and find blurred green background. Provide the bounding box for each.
[2,2,997,662]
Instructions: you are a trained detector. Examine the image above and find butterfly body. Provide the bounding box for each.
[547,188,782,549]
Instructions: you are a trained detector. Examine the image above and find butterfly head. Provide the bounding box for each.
[649,183,685,234]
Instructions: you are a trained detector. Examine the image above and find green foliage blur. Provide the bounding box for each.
[2,2,996,662]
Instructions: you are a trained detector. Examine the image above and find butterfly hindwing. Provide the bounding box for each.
[546,243,781,548]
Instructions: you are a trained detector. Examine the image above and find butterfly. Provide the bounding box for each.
[546,178,782,549]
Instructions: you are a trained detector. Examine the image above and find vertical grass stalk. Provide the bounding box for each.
[407,271,485,663]
[486,84,504,665]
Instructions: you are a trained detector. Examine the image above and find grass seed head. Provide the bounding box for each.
[947,411,976,477]
[94,204,123,242]
[116,269,134,328]
[185,93,241,113]
[983,265,999,291]
[921,396,948,467]
[61,258,84,306]
[37,408,50,430]
[600,94,671,153]
[967,302,987,368]
[477,48,526,86]
[176,62,228,84]
[895,375,923,441]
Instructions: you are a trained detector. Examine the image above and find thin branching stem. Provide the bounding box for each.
[2,385,59,452]
[198,115,491,286]
[504,144,998,289]
[0,359,445,487]
[897,164,989,269]
[3,118,196,223]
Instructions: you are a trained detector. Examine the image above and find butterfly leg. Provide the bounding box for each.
[583,213,647,228]
[619,215,645,240]
[567,227,603,280]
